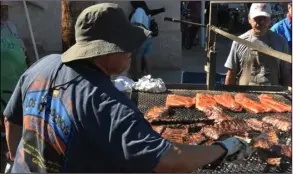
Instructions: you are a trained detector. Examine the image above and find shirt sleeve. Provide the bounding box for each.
[224,41,240,73]
[3,78,24,126]
[85,92,172,172]
[270,24,278,33]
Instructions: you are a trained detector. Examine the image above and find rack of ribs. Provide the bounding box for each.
[258,94,291,113]
[196,93,218,111]
[203,106,232,123]
[266,130,279,145]
[145,106,173,122]
[267,158,281,166]
[253,131,279,152]
[245,118,272,132]
[161,128,189,144]
[281,145,291,158]
[262,115,291,132]
[165,94,195,108]
[213,93,243,112]
[151,125,165,135]
[253,132,291,158]
[186,133,207,145]
[234,93,272,114]
[204,140,216,145]
[201,119,251,140]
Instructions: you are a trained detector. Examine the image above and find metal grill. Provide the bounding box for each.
[132,89,292,123]
[131,88,292,173]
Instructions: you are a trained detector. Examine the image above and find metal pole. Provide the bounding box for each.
[23,0,39,60]
[209,25,292,63]
[200,0,205,48]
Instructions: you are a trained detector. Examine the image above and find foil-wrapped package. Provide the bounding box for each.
[133,75,166,93]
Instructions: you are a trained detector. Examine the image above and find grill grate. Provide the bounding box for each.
[194,153,291,173]
[131,89,292,173]
[133,90,292,123]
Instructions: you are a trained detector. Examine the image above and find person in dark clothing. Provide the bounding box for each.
[129,1,165,19]
[187,1,201,45]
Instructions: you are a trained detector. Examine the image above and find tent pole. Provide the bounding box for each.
[23,0,39,60]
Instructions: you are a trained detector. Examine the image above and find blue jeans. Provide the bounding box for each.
[128,37,152,80]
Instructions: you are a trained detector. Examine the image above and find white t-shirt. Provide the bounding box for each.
[130,8,151,30]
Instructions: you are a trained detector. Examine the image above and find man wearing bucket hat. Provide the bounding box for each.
[224,3,291,86]
[3,3,251,173]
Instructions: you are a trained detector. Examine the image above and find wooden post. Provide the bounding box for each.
[206,3,218,90]
[62,0,75,52]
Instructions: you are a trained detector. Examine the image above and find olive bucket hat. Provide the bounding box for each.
[62,3,151,63]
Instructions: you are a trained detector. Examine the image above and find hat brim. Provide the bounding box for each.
[250,12,271,19]
[62,25,151,63]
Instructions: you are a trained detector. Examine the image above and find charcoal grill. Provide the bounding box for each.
[131,84,292,173]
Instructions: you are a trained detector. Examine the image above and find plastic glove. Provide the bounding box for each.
[215,137,253,161]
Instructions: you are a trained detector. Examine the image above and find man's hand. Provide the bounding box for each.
[4,118,22,161]
[215,137,253,161]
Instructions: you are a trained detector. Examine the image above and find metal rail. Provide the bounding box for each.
[211,0,291,3]
[164,17,292,63]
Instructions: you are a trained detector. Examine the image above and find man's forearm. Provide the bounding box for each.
[4,118,23,160]
[225,70,237,85]
[225,77,236,85]
[154,143,226,173]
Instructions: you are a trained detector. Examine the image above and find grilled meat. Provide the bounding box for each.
[281,145,291,158]
[204,107,232,123]
[253,130,279,147]
[266,130,279,145]
[262,115,291,132]
[213,92,243,112]
[245,118,272,132]
[234,93,272,114]
[165,94,195,108]
[145,106,173,122]
[161,128,189,144]
[187,133,207,145]
[258,94,291,113]
[201,119,251,140]
[204,140,216,145]
[196,93,218,111]
[151,125,165,135]
[253,139,271,149]
[200,126,220,140]
[267,158,281,166]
